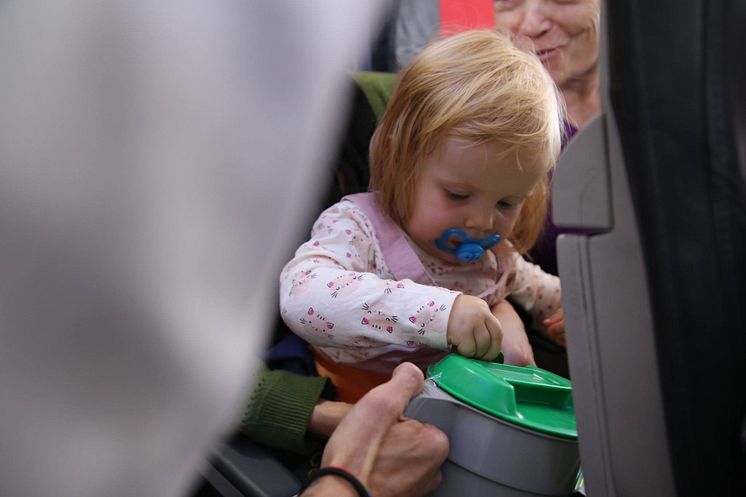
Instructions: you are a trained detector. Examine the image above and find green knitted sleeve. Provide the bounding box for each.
[238,368,330,455]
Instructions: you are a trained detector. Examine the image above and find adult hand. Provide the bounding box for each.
[308,400,353,438]
[368,418,447,497]
[301,362,448,497]
[447,294,503,360]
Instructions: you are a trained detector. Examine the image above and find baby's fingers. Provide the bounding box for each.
[550,332,566,347]
[543,308,564,326]
[473,321,491,359]
[543,315,560,327]
[451,332,476,358]
[481,315,503,361]
[547,322,567,347]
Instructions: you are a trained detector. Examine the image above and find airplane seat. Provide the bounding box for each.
[190,72,397,497]
[554,1,746,496]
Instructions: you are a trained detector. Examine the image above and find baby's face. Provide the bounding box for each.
[404,136,545,264]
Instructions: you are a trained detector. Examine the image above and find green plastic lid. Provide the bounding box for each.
[428,354,577,439]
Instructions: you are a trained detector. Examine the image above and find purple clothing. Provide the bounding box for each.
[527,121,578,276]
[563,120,579,142]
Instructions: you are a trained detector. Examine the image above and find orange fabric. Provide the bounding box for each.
[313,351,392,403]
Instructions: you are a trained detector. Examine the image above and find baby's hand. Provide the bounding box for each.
[447,295,502,361]
[542,308,566,347]
[492,300,536,367]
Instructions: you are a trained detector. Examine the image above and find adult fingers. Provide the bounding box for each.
[406,425,449,497]
[321,363,425,478]
[361,362,425,413]
[341,362,424,432]
[368,420,449,497]
[415,425,448,496]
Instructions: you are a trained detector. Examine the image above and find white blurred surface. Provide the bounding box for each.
[0,1,385,496]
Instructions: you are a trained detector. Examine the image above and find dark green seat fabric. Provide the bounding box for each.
[350,71,397,121]
[320,71,396,216]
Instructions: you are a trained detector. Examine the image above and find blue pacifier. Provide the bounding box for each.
[435,228,501,263]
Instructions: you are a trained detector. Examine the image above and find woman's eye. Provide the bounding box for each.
[494,0,519,11]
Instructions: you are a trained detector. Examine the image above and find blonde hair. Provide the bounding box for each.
[369,30,564,254]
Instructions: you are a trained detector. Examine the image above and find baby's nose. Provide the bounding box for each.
[464,207,494,233]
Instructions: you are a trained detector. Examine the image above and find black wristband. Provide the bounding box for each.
[297,466,371,497]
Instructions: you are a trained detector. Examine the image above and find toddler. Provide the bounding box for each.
[280,30,565,402]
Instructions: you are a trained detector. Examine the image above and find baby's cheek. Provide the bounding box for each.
[505,209,524,234]
[494,217,515,236]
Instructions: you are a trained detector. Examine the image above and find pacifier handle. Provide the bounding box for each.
[435,228,501,262]
[454,242,486,263]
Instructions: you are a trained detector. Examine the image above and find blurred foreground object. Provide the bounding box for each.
[0,1,385,496]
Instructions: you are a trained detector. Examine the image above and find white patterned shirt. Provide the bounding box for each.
[279,197,562,370]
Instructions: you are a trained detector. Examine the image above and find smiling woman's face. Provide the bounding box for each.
[493,0,599,88]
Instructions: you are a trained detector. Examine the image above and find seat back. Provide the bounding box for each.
[554,1,746,496]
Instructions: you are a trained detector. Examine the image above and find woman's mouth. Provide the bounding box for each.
[536,47,559,62]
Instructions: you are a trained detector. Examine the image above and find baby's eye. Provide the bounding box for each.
[496,200,514,210]
[445,190,469,201]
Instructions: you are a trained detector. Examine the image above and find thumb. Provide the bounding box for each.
[321,363,424,478]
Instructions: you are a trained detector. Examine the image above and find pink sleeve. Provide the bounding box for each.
[506,253,562,333]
